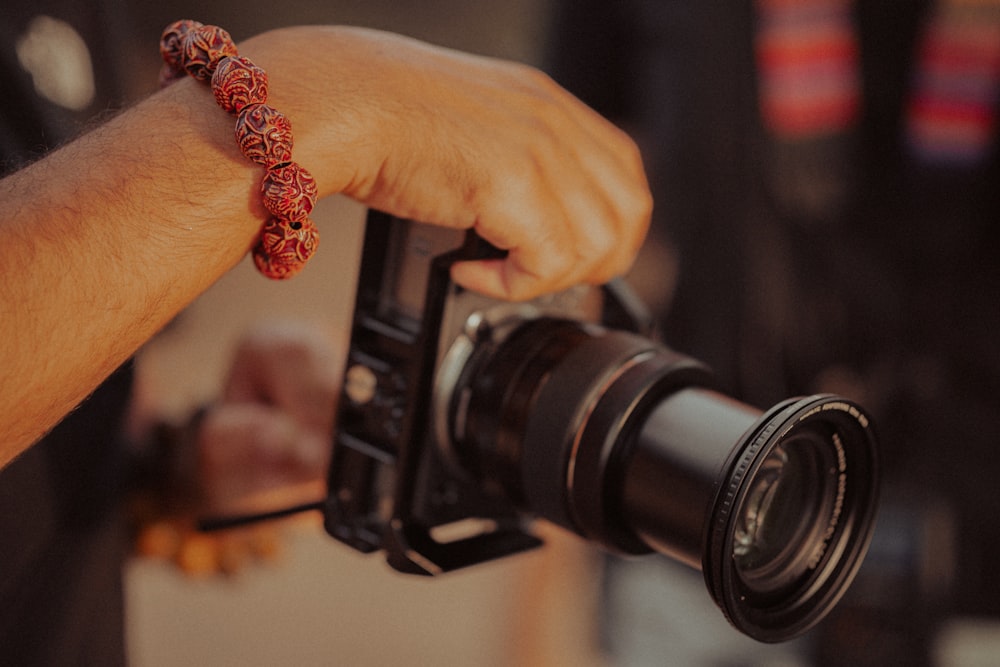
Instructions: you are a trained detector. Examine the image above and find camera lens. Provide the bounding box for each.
[443,318,878,643]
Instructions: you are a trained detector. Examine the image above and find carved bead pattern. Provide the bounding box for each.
[251,217,320,279]
[261,163,318,222]
[235,103,294,166]
[181,25,238,81]
[159,19,203,72]
[211,56,269,114]
[160,20,320,279]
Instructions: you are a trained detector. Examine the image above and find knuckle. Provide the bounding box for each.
[513,62,559,94]
[501,272,539,302]
[546,248,578,286]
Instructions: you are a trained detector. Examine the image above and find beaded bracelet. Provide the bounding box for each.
[159,20,319,280]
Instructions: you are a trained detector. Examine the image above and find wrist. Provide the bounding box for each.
[235,26,397,200]
[143,80,267,235]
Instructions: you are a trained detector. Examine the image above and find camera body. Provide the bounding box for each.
[324,209,634,573]
[324,210,879,642]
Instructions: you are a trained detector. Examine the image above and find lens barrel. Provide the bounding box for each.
[446,318,879,642]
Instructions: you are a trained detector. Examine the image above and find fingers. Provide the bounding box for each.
[419,62,651,301]
[448,99,652,301]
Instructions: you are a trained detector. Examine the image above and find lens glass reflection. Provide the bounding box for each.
[733,435,835,597]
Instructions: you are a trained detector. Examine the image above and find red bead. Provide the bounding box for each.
[211,56,269,113]
[160,19,203,73]
[181,25,238,81]
[235,104,293,166]
[252,217,320,279]
[261,163,318,222]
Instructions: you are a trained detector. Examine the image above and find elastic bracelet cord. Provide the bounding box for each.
[159,20,319,280]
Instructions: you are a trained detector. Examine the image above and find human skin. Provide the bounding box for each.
[0,25,651,468]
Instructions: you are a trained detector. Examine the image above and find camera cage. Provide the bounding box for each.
[325,210,606,573]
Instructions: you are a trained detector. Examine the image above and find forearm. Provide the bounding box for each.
[0,78,263,465]
[0,24,651,467]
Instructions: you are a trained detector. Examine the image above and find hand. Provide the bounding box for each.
[133,321,341,576]
[241,26,653,301]
[198,320,340,519]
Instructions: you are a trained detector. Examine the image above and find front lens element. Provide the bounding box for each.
[733,435,839,599]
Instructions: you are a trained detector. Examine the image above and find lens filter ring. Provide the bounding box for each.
[703,395,879,642]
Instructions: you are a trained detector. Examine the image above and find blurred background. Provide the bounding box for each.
[10,0,1000,664]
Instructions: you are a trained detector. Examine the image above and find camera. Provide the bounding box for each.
[323,210,880,643]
